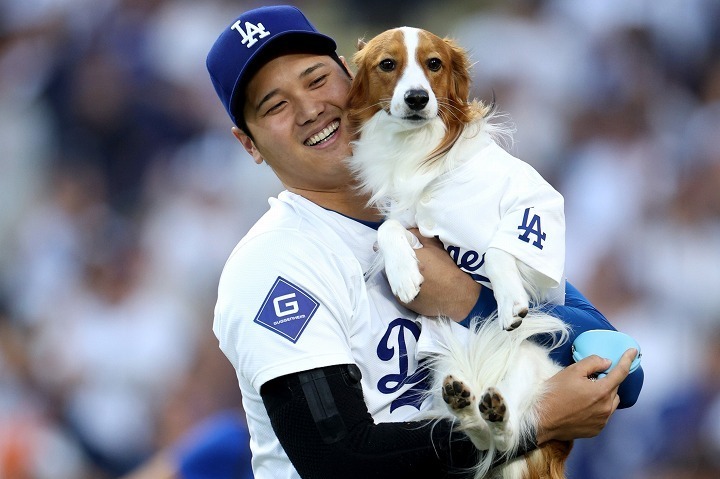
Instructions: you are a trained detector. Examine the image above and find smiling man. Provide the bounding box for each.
[235,53,362,211]
[206,5,637,479]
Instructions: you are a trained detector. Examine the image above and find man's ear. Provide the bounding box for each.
[338,55,354,80]
[232,127,264,164]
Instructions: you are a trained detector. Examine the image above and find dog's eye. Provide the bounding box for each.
[427,58,442,72]
[379,59,396,72]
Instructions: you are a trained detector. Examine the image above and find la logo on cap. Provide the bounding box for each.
[231,20,270,48]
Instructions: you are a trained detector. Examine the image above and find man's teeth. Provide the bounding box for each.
[305,121,340,146]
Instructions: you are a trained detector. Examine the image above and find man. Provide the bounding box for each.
[207,5,639,478]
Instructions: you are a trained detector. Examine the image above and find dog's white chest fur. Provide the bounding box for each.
[348,112,488,220]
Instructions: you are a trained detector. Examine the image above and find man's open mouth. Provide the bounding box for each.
[305,120,340,146]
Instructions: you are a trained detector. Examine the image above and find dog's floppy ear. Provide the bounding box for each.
[444,37,472,107]
[347,46,371,133]
[425,36,476,165]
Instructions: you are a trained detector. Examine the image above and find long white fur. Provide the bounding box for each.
[424,312,569,479]
[349,111,507,217]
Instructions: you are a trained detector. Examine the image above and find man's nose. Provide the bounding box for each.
[297,96,323,124]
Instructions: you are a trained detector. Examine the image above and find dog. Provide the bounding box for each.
[346,27,573,478]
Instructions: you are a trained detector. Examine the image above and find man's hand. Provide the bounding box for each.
[401,229,480,321]
[537,348,638,443]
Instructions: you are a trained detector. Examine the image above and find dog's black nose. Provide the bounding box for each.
[404,89,429,111]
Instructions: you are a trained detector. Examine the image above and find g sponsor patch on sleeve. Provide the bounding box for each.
[254,277,319,343]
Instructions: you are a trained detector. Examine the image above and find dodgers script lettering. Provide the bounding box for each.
[376,318,430,412]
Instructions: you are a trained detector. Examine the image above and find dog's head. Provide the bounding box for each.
[347,27,486,159]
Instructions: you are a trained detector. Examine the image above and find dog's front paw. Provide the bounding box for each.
[483,248,530,331]
[495,290,529,331]
[385,252,423,303]
[378,220,424,303]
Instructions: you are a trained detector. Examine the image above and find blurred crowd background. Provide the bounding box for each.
[1,0,719,478]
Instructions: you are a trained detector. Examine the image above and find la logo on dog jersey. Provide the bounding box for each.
[517,207,546,249]
[231,20,270,48]
[254,277,319,343]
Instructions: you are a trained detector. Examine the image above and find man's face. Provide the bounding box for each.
[242,52,355,192]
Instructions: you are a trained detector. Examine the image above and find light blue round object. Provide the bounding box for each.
[571,330,642,378]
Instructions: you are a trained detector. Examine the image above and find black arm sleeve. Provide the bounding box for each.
[260,364,536,478]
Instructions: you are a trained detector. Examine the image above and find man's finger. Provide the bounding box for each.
[611,393,621,414]
[573,354,612,377]
[601,348,637,386]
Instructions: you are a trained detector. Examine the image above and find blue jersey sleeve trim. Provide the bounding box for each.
[459,282,643,409]
[459,285,497,328]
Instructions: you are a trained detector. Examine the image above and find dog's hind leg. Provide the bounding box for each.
[479,387,512,452]
[441,375,493,450]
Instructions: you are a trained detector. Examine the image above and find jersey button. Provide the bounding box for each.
[421,193,432,204]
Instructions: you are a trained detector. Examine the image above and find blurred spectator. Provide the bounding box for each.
[0,299,88,479]
[40,0,203,213]
[121,409,253,479]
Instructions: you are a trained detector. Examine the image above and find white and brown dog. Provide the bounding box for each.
[346,27,572,479]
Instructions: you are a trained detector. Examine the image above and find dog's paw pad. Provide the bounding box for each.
[442,375,473,410]
[479,387,507,423]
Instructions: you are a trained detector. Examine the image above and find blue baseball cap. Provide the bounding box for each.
[206,5,337,129]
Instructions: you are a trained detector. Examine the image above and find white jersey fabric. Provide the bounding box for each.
[415,133,566,298]
[214,191,439,479]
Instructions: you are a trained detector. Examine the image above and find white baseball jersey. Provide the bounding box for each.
[414,133,566,297]
[213,191,440,479]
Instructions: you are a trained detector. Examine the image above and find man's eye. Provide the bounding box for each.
[427,58,442,72]
[310,74,328,87]
[266,101,285,114]
[379,59,396,72]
